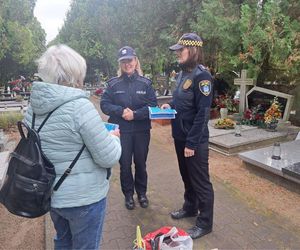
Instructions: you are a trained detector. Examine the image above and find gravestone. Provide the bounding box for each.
[0,129,7,152]
[209,119,300,155]
[246,86,294,121]
[0,100,28,113]
[234,70,254,113]
[282,162,300,181]
[0,151,10,189]
[239,140,300,184]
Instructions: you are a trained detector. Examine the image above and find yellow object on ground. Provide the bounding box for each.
[133,225,145,250]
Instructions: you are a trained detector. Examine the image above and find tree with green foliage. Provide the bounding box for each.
[0,0,46,85]
[239,0,300,85]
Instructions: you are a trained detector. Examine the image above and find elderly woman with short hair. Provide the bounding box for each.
[24,44,121,250]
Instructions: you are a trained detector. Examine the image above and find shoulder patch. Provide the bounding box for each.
[182,79,192,89]
[199,80,211,96]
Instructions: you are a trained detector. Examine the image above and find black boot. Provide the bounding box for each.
[125,196,135,210]
[170,208,198,219]
[186,226,212,239]
[138,194,149,208]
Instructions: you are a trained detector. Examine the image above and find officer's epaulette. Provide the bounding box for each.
[137,75,152,85]
[106,76,122,87]
[198,64,208,72]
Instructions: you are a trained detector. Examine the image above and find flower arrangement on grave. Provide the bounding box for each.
[214,118,235,129]
[8,77,31,93]
[213,94,239,112]
[242,105,265,126]
[264,97,282,127]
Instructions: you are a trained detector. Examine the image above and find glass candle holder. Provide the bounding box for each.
[235,122,242,137]
[271,142,281,160]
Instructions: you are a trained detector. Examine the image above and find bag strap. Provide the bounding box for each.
[30,102,86,192]
[52,144,86,191]
[31,105,62,132]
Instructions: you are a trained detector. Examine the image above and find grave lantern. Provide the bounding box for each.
[235,122,242,137]
[271,142,281,160]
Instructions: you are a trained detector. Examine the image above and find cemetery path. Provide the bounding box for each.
[151,122,300,229]
[0,96,299,249]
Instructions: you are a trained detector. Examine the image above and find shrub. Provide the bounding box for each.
[0,112,24,130]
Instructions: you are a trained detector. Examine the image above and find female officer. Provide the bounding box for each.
[101,46,157,210]
[161,33,214,239]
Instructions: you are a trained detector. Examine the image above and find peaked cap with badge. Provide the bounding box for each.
[118,46,137,62]
[169,33,203,51]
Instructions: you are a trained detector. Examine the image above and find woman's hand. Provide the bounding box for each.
[122,108,134,121]
[184,147,195,157]
[160,103,171,109]
[110,128,120,137]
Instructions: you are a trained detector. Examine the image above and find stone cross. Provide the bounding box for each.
[234,69,254,113]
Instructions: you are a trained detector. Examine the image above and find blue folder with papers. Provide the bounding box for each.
[148,107,177,120]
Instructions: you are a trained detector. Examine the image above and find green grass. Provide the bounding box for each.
[0,112,24,130]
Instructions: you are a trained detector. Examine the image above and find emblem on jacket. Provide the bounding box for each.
[199,80,211,96]
[182,79,192,89]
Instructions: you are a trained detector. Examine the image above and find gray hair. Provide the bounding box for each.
[36,44,87,88]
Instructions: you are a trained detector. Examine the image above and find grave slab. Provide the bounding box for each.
[209,126,299,155]
[282,162,300,181]
[209,119,256,138]
[239,140,300,184]
[0,151,10,189]
[0,130,8,152]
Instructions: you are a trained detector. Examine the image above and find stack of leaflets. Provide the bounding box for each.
[148,107,177,120]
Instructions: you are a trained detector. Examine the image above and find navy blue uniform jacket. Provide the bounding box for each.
[100,71,157,133]
[170,65,213,149]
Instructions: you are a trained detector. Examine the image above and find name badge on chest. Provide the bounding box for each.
[182,79,192,90]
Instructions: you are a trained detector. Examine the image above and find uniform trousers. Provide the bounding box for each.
[119,131,150,197]
[174,140,214,229]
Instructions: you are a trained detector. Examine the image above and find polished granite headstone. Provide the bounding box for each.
[208,119,299,155]
[282,162,300,180]
[239,140,300,184]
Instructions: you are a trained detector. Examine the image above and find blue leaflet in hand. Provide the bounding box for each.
[104,122,119,131]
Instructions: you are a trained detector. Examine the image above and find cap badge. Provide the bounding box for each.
[121,49,127,55]
[183,79,192,89]
[199,80,211,96]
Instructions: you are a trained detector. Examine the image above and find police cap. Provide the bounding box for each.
[169,33,203,51]
[118,46,137,61]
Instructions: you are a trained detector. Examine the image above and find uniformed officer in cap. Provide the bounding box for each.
[101,46,157,210]
[161,33,214,239]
